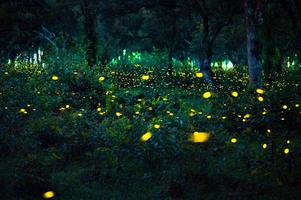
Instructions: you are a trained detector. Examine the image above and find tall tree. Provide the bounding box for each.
[193,0,239,83]
[244,0,263,86]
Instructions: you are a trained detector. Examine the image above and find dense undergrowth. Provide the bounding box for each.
[1,61,301,199]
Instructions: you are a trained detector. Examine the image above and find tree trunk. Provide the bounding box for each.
[200,15,214,84]
[244,0,263,86]
[82,0,98,68]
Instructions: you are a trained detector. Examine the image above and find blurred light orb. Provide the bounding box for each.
[52,75,59,81]
[99,76,105,82]
[141,132,152,142]
[257,96,264,102]
[141,75,150,80]
[231,138,237,143]
[154,124,160,129]
[190,132,210,143]
[256,88,265,94]
[202,91,212,99]
[196,72,204,78]
[43,191,55,199]
[231,91,239,97]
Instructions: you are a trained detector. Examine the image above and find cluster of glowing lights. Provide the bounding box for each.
[243,114,251,119]
[19,108,27,114]
[166,110,174,116]
[189,132,210,143]
[59,104,71,111]
[96,107,106,115]
[5,63,300,166]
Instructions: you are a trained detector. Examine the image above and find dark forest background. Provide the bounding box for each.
[1,1,301,200]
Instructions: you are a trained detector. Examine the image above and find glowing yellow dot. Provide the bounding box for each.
[196,72,204,78]
[189,132,210,143]
[284,148,289,154]
[115,112,122,117]
[231,138,237,143]
[222,116,227,119]
[52,75,59,81]
[257,96,264,102]
[282,105,288,109]
[43,191,55,199]
[267,129,271,133]
[154,124,160,129]
[256,88,265,94]
[141,75,150,80]
[65,105,70,109]
[262,143,267,149]
[98,76,105,82]
[206,115,212,119]
[189,112,195,117]
[202,91,212,99]
[262,111,267,115]
[135,111,140,115]
[295,104,300,108]
[97,107,101,112]
[19,108,27,114]
[287,140,290,144]
[243,114,251,119]
[231,91,239,97]
[141,132,152,142]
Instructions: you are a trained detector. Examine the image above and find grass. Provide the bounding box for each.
[1,63,301,199]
